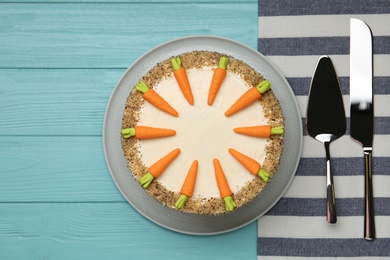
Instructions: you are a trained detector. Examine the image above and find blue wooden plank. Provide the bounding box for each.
[0,3,258,68]
[0,1,259,259]
[0,203,257,259]
[0,136,124,202]
[0,69,122,136]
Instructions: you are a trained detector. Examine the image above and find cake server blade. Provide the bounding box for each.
[350,18,375,240]
[306,55,346,224]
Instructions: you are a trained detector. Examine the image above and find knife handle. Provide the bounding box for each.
[364,148,375,240]
[325,142,337,224]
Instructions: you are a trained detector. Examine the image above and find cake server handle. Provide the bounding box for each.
[325,141,336,224]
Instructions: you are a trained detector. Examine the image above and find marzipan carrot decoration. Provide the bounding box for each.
[233,125,284,138]
[121,126,176,139]
[208,56,228,105]
[171,57,194,105]
[213,158,236,212]
[225,80,271,117]
[135,81,179,117]
[139,148,181,188]
[175,160,199,209]
[228,148,270,182]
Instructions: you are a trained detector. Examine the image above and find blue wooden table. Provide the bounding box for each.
[0,1,259,259]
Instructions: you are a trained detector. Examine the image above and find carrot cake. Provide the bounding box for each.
[121,51,284,215]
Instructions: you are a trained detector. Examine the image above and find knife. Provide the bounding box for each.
[350,18,375,240]
[306,56,346,224]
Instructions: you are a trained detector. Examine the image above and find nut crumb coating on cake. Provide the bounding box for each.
[121,51,284,215]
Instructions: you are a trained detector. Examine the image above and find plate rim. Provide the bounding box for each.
[103,35,303,235]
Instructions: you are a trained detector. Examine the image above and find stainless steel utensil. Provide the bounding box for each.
[306,56,346,224]
[350,18,375,240]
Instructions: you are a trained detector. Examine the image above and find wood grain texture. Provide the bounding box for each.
[0,69,122,136]
[0,136,123,202]
[0,3,257,68]
[0,203,257,259]
[0,1,259,258]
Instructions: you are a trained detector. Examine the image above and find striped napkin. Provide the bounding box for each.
[257,0,390,258]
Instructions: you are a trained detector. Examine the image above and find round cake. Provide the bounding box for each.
[121,51,284,215]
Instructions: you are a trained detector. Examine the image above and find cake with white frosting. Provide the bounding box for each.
[121,51,284,214]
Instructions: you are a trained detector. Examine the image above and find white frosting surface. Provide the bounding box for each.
[137,68,268,199]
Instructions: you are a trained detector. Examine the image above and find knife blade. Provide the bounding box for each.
[350,18,375,240]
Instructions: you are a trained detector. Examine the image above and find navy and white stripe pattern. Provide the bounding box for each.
[258,0,390,258]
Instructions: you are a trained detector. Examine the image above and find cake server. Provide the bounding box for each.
[350,18,375,240]
[306,56,346,224]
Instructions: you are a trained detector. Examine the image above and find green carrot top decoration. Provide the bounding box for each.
[171,57,194,105]
[175,160,199,209]
[218,56,229,70]
[225,80,272,117]
[171,57,182,71]
[139,148,181,188]
[121,126,176,139]
[208,56,229,105]
[213,158,236,212]
[233,125,284,138]
[135,81,179,117]
[256,80,272,94]
[228,148,271,182]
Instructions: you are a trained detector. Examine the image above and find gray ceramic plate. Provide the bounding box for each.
[103,35,302,235]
